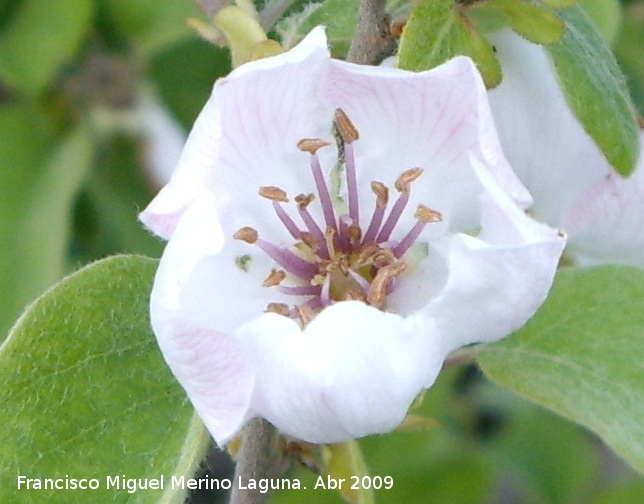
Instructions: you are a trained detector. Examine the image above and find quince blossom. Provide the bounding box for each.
[489,30,644,268]
[140,28,565,445]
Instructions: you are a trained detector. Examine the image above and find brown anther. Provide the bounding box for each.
[262,269,286,287]
[347,225,362,246]
[395,167,424,193]
[371,181,389,208]
[297,138,331,154]
[372,249,396,268]
[415,204,442,223]
[296,305,316,325]
[234,226,258,244]
[344,289,367,302]
[295,193,315,209]
[367,262,407,308]
[258,186,288,202]
[265,303,291,317]
[334,108,360,143]
[357,242,380,264]
[300,232,318,251]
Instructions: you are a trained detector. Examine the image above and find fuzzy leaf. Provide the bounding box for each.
[0,256,209,503]
[478,266,644,473]
[398,0,501,87]
[546,6,639,176]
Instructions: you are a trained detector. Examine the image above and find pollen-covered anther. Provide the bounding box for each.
[371,181,389,208]
[347,225,362,246]
[415,204,442,223]
[265,303,291,317]
[297,138,331,154]
[395,168,424,193]
[372,249,396,268]
[259,186,289,202]
[300,232,319,252]
[334,108,360,143]
[263,269,286,287]
[296,305,316,325]
[295,193,315,210]
[344,289,366,302]
[367,262,407,308]
[234,226,259,244]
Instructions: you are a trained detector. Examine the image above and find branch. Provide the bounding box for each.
[229,419,288,504]
[346,0,396,65]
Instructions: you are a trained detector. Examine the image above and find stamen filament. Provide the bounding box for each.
[272,201,302,239]
[255,238,318,279]
[362,181,389,245]
[278,285,322,296]
[376,191,410,242]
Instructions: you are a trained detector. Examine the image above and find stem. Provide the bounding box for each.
[346,0,396,65]
[229,419,287,504]
[259,0,299,31]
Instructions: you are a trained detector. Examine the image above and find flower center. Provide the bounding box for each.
[234,109,442,324]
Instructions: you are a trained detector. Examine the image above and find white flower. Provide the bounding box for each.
[489,29,644,268]
[140,28,565,445]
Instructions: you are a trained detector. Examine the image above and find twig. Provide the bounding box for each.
[346,0,396,65]
[229,419,287,504]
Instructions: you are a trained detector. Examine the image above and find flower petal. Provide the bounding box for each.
[562,134,644,267]
[488,29,610,225]
[150,195,256,444]
[322,55,532,235]
[413,156,566,353]
[140,27,331,240]
[236,302,446,444]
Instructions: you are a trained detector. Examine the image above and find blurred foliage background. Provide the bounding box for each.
[1,0,643,503]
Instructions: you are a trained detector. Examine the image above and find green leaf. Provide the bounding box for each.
[539,0,578,8]
[0,0,93,95]
[0,112,92,338]
[477,266,644,473]
[545,6,640,177]
[0,255,209,503]
[398,0,501,88]
[579,0,622,43]
[276,0,358,57]
[470,0,565,45]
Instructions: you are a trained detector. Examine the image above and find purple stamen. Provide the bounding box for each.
[362,204,386,245]
[255,238,318,280]
[272,201,302,239]
[392,220,428,258]
[310,153,338,234]
[347,269,370,294]
[298,205,330,259]
[278,285,322,296]
[376,191,410,243]
[320,275,331,306]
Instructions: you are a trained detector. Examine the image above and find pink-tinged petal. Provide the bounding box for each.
[140,94,222,240]
[563,135,644,267]
[417,158,566,353]
[140,27,331,240]
[150,195,256,444]
[488,29,610,225]
[207,29,336,241]
[322,55,531,235]
[236,302,446,444]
